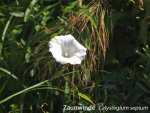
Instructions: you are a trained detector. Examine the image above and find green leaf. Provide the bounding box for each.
[0,67,18,80]
[65,81,69,94]
[10,12,24,17]
[78,93,95,105]
[30,0,39,8]
[35,3,58,18]
[63,1,77,13]
[35,25,41,32]
[21,39,26,46]
[25,47,31,63]
[86,11,97,28]
[30,69,36,77]
[0,80,48,104]
[1,15,13,41]
[24,8,31,22]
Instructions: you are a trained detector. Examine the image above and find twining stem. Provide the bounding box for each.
[72,66,75,85]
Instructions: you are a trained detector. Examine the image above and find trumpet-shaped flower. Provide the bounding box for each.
[48,34,87,65]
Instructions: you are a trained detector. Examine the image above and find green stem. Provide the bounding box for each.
[72,66,75,104]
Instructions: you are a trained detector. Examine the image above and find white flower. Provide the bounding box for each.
[48,34,87,65]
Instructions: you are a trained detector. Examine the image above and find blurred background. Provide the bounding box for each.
[0,0,150,113]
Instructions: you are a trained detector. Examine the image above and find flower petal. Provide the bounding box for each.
[54,34,74,45]
[72,37,87,51]
[48,37,61,48]
[49,47,62,58]
[48,34,87,65]
[54,56,82,65]
[69,56,82,64]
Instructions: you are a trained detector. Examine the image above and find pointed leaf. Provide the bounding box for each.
[78,92,95,105]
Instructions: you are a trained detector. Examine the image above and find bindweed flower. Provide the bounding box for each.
[48,34,87,65]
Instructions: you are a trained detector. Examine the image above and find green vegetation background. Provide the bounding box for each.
[0,0,150,113]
